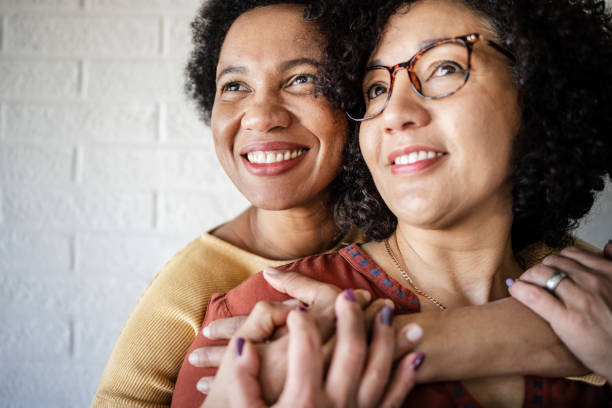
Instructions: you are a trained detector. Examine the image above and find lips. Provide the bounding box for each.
[240,142,310,176]
[388,145,447,175]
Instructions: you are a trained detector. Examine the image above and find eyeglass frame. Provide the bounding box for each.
[348,32,516,122]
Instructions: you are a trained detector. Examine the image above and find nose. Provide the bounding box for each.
[381,70,431,134]
[241,93,292,132]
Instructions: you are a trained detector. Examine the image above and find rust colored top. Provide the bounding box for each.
[172,244,610,408]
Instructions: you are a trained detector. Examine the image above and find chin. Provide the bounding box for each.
[247,193,303,212]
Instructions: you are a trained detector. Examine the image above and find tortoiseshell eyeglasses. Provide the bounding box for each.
[347,33,516,122]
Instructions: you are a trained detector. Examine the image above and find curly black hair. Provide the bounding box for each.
[185,0,325,124]
[318,0,612,251]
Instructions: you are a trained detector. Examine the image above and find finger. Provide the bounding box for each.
[203,316,247,340]
[558,246,612,277]
[357,306,395,408]
[518,263,581,302]
[227,338,267,408]
[322,335,336,368]
[196,376,214,395]
[379,352,424,408]
[393,323,424,360]
[234,301,295,342]
[363,298,395,337]
[325,289,367,408]
[542,253,606,292]
[508,279,568,325]
[263,268,373,309]
[277,309,324,406]
[188,346,227,367]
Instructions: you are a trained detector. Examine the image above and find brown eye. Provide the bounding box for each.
[222,82,248,92]
[366,83,388,100]
[290,74,315,86]
[428,61,465,79]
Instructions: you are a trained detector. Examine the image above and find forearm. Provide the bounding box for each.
[395,297,587,383]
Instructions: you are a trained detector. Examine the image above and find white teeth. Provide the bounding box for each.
[394,150,444,165]
[246,149,306,164]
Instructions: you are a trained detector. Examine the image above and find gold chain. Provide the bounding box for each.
[383,238,447,311]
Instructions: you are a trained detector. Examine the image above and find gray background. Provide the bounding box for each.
[0,0,610,406]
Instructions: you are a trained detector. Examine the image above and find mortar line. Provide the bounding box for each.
[158,102,167,143]
[72,146,84,184]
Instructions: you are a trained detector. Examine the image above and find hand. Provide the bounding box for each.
[508,241,612,382]
[211,291,424,408]
[189,268,373,394]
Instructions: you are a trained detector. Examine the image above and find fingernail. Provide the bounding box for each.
[361,290,372,302]
[381,306,394,326]
[263,267,279,275]
[405,323,423,343]
[235,337,245,357]
[196,377,210,394]
[188,351,200,366]
[296,306,307,312]
[343,289,356,302]
[202,326,211,338]
[506,278,515,287]
[411,352,426,371]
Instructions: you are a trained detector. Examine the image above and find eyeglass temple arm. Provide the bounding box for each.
[486,40,517,63]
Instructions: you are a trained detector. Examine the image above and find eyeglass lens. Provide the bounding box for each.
[350,40,470,121]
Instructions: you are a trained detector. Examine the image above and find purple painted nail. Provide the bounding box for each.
[411,352,426,371]
[343,288,356,302]
[296,306,307,312]
[235,337,245,357]
[381,306,394,326]
[506,278,515,287]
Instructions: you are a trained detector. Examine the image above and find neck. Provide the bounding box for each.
[214,197,340,261]
[390,207,522,307]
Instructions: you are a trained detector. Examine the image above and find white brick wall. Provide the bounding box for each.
[0,0,249,406]
[0,1,610,407]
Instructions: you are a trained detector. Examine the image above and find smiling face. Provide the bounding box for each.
[358,0,521,230]
[210,4,347,211]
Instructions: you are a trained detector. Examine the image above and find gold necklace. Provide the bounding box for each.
[383,238,447,311]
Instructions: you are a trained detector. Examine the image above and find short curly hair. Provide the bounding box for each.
[185,0,324,124]
[318,0,612,251]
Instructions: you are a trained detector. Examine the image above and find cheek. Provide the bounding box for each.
[211,104,241,152]
[357,124,378,167]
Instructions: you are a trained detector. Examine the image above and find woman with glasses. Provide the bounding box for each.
[172,0,612,406]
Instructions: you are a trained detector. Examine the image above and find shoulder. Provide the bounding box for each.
[517,236,602,269]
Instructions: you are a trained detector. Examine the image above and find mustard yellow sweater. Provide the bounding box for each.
[91,234,604,407]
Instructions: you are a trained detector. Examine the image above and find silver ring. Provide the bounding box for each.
[545,270,568,293]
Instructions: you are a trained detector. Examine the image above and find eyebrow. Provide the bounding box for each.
[368,37,447,67]
[216,58,321,82]
[216,65,247,82]
[280,58,321,71]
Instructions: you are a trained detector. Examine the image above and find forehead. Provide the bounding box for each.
[371,0,491,64]
[218,4,323,71]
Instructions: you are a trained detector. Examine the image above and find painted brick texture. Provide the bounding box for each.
[0,0,247,406]
[0,1,610,408]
